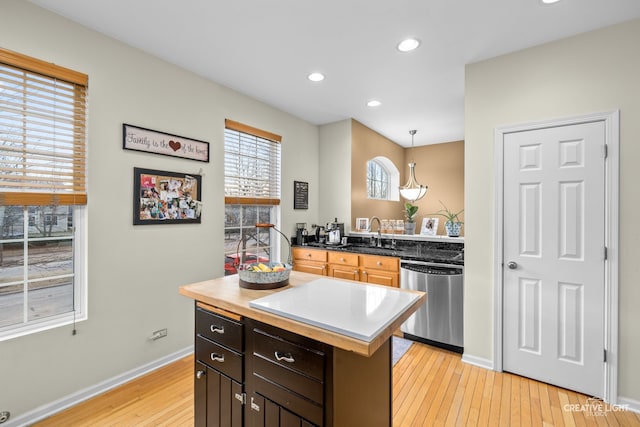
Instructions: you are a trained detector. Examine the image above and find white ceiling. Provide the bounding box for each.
[30,0,640,146]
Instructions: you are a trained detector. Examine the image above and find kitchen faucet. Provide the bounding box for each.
[369,216,382,247]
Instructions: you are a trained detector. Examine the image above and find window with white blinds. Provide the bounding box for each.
[224,119,281,205]
[0,48,88,206]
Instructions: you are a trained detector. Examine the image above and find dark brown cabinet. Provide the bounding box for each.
[195,361,244,427]
[195,304,245,427]
[193,303,392,427]
[245,319,327,426]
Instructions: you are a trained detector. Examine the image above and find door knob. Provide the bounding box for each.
[507,261,518,270]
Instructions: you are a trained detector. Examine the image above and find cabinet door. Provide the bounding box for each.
[195,361,243,427]
[329,264,359,281]
[247,392,317,427]
[360,269,399,287]
[195,362,208,427]
[293,262,327,276]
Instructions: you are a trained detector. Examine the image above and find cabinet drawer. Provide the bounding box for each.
[196,336,243,383]
[253,353,323,403]
[360,254,399,272]
[328,251,359,266]
[252,327,325,381]
[292,248,327,263]
[196,307,243,353]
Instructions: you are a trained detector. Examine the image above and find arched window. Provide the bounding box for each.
[367,157,400,201]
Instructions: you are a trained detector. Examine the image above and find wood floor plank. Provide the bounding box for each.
[33,342,640,427]
[476,368,495,427]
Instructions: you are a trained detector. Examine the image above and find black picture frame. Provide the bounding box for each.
[293,181,308,210]
[123,123,210,162]
[133,167,202,225]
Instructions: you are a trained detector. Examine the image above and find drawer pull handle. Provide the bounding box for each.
[377,261,383,266]
[340,257,345,262]
[274,351,295,363]
[196,370,206,380]
[210,353,225,363]
[210,325,225,334]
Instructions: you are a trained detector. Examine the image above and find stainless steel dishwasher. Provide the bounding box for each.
[400,260,464,353]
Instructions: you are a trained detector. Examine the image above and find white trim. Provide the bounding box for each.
[0,205,88,342]
[493,110,619,403]
[368,156,400,201]
[461,353,494,371]
[618,396,640,414]
[5,346,194,427]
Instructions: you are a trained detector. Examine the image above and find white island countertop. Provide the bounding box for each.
[179,271,425,356]
[249,278,421,342]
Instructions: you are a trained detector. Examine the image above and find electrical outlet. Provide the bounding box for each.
[149,328,168,341]
[0,411,10,424]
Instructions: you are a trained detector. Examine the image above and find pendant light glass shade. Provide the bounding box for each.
[399,130,427,202]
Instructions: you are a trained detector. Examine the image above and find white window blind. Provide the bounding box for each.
[224,119,281,205]
[0,48,88,206]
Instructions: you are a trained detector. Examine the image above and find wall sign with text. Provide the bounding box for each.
[123,123,209,162]
[294,181,308,210]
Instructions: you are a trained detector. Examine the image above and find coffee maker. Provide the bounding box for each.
[329,218,344,237]
[326,218,344,245]
[295,223,309,245]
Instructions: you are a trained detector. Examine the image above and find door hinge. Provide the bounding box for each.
[604,144,608,158]
[604,349,607,363]
[235,392,246,405]
[604,246,608,260]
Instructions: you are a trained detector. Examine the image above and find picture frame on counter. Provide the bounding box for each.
[133,167,202,225]
[355,217,369,231]
[420,217,439,236]
[123,123,210,162]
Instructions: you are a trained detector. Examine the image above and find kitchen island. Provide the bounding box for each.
[179,271,425,427]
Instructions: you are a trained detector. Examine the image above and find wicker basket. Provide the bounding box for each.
[237,262,292,290]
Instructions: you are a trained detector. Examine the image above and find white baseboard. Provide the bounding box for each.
[461,353,494,371]
[617,396,640,414]
[6,346,194,427]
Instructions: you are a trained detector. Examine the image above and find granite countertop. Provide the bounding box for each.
[294,235,464,265]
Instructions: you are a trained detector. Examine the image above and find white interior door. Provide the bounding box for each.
[502,120,605,397]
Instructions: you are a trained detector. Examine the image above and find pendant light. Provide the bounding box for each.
[399,129,427,202]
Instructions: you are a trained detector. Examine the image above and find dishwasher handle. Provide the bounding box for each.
[401,262,462,275]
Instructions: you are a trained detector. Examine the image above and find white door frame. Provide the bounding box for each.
[493,110,619,403]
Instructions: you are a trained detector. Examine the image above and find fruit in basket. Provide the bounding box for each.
[257,263,271,272]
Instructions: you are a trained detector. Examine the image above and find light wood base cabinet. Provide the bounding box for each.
[292,248,327,276]
[296,247,399,287]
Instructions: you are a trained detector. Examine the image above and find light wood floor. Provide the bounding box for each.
[34,342,640,427]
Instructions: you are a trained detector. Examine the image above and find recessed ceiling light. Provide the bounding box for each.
[367,100,382,107]
[541,0,560,3]
[397,38,420,52]
[307,72,325,82]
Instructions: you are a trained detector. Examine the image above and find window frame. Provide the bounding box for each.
[0,48,88,340]
[366,156,401,201]
[367,159,390,200]
[223,120,282,271]
[0,205,87,341]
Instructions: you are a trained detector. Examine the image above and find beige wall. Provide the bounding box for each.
[465,18,640,403]
[0,0,320,420]
[351,120,405,227]
[408,141,465,236]
[351,119,464,235]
